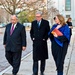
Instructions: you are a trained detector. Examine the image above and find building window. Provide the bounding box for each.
[65,0,71,11]
[66,15,70,18]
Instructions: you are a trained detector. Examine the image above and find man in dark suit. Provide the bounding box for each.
[30,11,50,75]
[3,15,26,75]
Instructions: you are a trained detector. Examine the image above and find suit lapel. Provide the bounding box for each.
[35,21,39,29]
[12,23,18,34]
[39,19,43,29]
[8,23,12,36]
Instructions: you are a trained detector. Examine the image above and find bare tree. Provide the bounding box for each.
[47,0,59,24]
[50,7,59,24]
[0,0,46,15]
[0,8,10,23]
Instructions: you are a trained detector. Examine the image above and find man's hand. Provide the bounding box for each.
[22,47,26,51]
[33,38,35,40]
[4,45,6,48]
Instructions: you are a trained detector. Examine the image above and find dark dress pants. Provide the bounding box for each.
[51,40,68,74]
[33,60,46,75]
[5,51,22,74]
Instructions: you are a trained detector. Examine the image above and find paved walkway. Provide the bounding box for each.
[1,28,75,75]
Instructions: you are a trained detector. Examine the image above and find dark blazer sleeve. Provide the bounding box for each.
[57,36,68,42]
[49,33,54,41]
[3,26,7,45]
[30,22,34,40]
[43,21,50,40]
[21,26,27,47]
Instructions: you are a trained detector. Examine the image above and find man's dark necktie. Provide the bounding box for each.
[37,21,40,28]
[10,24,14,35]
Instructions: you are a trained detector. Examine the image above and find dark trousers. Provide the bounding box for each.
[52,40,68,73]
[5,51,22,74]
[33,60,46,75]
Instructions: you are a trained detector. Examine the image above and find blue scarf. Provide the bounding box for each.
[48,24,70,47]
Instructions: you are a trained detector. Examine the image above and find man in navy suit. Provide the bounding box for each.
[3,15,26,75]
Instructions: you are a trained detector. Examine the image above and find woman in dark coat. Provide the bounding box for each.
[48,15,70,75]
[66,18,73,42]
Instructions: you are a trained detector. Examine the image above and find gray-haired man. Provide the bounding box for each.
[3,15,26,75]
[30,11,50,75]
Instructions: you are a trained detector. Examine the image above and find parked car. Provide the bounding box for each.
[0,23,6,27]
[23,23,31,27]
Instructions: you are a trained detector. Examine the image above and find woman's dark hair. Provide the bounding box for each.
[53,17,56,20]
[67,17,72,22]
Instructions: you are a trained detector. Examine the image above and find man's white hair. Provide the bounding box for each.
[36,11,43,15]
[11,14,18,19]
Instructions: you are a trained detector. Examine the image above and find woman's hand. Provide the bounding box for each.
[22,47,26,51]
[53,32,58,37]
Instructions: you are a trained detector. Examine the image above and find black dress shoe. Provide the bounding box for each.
[32,73,38,75]
[40,72,44,75]
[13,73,17,75]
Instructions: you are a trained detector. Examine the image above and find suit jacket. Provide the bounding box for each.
[30,19,50,60]
[3,22,26,52]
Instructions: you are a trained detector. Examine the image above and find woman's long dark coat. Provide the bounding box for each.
[49,24,70,72]
[30,19,50,61]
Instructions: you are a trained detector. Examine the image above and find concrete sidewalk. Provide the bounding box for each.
[2,29,75,75]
